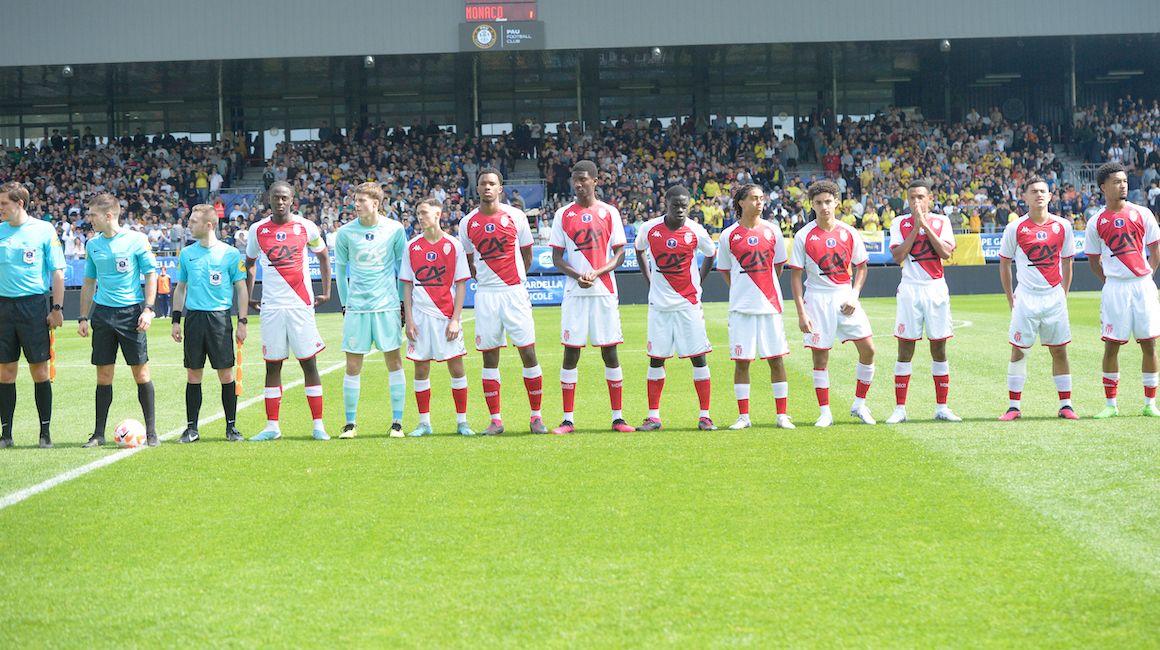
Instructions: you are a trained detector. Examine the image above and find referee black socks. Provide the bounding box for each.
[0,383,15,440]
[94,384,113,437]
[186,383,202,430]
[34,380,51,435]
[221,382,238,428]
[137,381,156,435]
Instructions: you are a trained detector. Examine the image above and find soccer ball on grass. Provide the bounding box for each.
[113,419,147,448]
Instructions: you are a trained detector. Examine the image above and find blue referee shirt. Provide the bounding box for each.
[176,242,245,311]
[0,218,66,297]
[84,230,157,307]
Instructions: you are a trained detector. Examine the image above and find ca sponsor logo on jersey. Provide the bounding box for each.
[115,257,130,273]
[425,251,437,262]
[209,270,223,286]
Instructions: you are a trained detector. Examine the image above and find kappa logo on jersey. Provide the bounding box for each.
[276,232,287,241]
[425,251,437,262]
[209,270,222,286]
[22,249,34,264]
[115,257,130,273]
[260,228,270,234]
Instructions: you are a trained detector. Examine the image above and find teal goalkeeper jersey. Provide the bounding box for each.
[84,229,157,307]
[0,217,66,297]
[176,241,246,312]
[335,217,406,312]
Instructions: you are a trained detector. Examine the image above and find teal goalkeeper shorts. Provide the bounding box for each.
[342,310,404,354]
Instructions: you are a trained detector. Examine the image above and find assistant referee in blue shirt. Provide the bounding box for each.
[0,182,65,448]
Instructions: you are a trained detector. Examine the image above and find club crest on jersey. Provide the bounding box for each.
[683,232,693,244]
[839,231,848,242]
[666,238,678,249]
[500,215,509,227]
[292,225,301,235]
[1036,231,1047,241]
[764,229,773,241]
[1014,331,1022,343]
[23,249,35,264]
[747,235,759,246]
[1129,212,1138,222]
[1115,218,1125,228]
[365,233,375,241]
[582,213,593,223]
[115,257,130,273]
[485,223,496,233]
[276,232,287,241]
[826,238,837,248]
[1051,223,1060,233]
[209,270,223,286]
[897,323,906,335]
[442,243,451,255]
[734,344,743,357]
[425,251,437,262]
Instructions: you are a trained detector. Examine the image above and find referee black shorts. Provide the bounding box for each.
[91,304,149,367]
[183,310,234,370]
[0,295,51,365]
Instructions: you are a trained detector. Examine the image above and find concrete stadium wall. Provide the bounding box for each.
[5,0,1159,66]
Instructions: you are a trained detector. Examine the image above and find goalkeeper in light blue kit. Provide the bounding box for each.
[335,182,408,438]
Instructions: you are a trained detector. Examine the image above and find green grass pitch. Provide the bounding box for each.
[1,292,1159,647]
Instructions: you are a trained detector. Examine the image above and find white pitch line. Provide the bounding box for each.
[0,361,345,512]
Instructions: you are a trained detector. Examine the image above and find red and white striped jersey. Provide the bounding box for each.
[549,200,625,297]
[458,204,533,290]
[246,215,325,310]
[788,221,868,293]
[400,234,469,319]
[999,214,1075,292]
[635,217,716,311]
[716,220,788,314]
[1084,202,1160,279]
[889,212,956,284]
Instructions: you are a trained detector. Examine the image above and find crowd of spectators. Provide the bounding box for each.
[4,96,1159,266]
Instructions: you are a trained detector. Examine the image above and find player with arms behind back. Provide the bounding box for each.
[1084,162,1160,418]
[634,185,718,431]
[459,168,546,435]
[788,180,876,427]
[401,198,474,437]
[997,176,1077,420]
[548,160,633,434]
[245,181,332,441]
[716,183,794,430]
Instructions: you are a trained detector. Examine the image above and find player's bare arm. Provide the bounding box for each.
[791,268,811,333]
[999,256,1016,310]
[245,256,260,312]
[170,282,187,342]
[233,278,249,343]
[138,272,157,331]
[1088,254,1105,283]
[403,282,419,342]
[47,269,64,329]
[314,247,331,305]
[842,263,867,316]
[77,277,95,337]
[447,279,466,341]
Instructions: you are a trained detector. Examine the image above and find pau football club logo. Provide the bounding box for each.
[472,24,497,49]
[425,251,437,262]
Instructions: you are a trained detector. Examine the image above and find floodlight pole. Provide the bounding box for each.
[217,61,225,143]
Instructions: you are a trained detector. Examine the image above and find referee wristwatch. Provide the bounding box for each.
[143,303,155,312]
[237,317,249,325]
[51,304,63,311]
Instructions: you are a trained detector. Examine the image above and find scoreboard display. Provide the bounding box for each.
[461,1,544,51]
[464,1,537,22]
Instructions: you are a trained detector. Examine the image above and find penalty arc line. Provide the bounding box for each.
[0,360,347,512]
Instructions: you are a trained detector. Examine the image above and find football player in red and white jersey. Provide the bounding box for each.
[1084,162,1160,419]
[244,181,332,441]
[634,185,718,431]
[997,176,1077,421]
[885,179,961,424]
[401,198,474,437]
[716,184,794,430]
[548,160,634,434]
[458,168,545,435]
[788,180,876,427]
